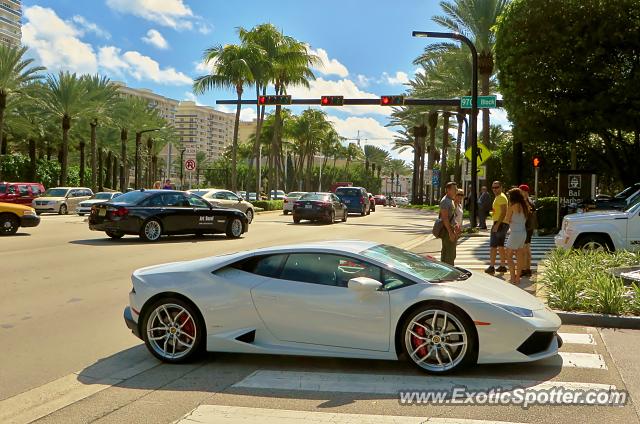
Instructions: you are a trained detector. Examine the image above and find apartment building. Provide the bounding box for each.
[0,0,21,47]
[113,81,179,123]
[174,101,234,162]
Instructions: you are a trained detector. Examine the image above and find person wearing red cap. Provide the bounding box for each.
[519,184,537,277]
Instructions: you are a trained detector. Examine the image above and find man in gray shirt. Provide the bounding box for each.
[439,181,459,265]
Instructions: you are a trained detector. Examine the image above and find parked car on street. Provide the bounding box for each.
[32,187,93,215]
[368,193,376,212]
[89,190,248,241]
[555,201,640,251]
[283,191,306,215]
[0,202,40,235]
[393,196,409,206]
[76,192,122,216]
[593,182,640,211]
[0,182,45,205]
[335,186,370,216]
[270,189,286,199]
[189,189,255,224]
[373,194,387,206]
[124,240,561,374]
[292,192,347,224]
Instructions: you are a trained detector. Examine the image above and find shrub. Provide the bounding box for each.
[252,200,283,211]
[535,196,558,232]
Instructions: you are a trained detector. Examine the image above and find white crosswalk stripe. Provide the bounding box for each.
[453,235,556,271]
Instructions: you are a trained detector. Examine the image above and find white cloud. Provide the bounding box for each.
[196,22,213,35]
[142,29,169,49]
[72,15,111,39]
[384,71,410,85]
[288,77,391,116]
[328,115,409,160]
[121,50,191,85]
[194,59,212,74]
[215,105,256,122]
[23,6,98,74]
[355,74,371,88]
[106,0,194,30]
[183,92,204,106]
[307,47,349,78]
[97,46,129,74]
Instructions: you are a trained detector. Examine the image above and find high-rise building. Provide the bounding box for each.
[113,81,179,123]
[175,101,234,162]
[0,0,21,47]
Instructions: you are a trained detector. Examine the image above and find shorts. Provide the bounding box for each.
[525,230,533,244]
[490,223,509,248]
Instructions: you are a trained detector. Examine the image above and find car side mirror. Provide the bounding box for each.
[348,277,382,292]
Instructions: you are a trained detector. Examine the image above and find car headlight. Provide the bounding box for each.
[492,303,533,317]
[22,210,36,216]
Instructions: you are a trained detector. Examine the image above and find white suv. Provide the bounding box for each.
[555,202,640,251]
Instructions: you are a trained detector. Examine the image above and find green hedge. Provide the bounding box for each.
[542,248,640,315]
[535,196,558,232]
[252,200,283,211]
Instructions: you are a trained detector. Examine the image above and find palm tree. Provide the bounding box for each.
[40,71,90,185]
[288,109,331,190]
[193,43,259,191]
[416,0,509,149]
[0,45,44,158]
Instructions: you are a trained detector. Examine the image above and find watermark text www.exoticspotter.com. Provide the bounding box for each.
[398,387,628,409]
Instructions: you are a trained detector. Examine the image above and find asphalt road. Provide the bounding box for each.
[2,207,639,424]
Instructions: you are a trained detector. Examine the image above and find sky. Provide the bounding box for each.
[21,0,510,162]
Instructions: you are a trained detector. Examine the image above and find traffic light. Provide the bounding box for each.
[258,95,292,105]
[533,156,542,168]
[320,95,344,106]
[380,95,404,106]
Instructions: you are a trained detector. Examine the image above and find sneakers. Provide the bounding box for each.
[485,265,495,274]
[496,265,508,273]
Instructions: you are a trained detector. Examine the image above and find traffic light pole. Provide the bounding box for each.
[534,167,539,200]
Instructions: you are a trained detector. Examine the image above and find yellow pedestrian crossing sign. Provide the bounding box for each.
[465,142,492,166]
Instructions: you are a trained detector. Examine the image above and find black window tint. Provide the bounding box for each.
[230,254,287,278]
[31,185,41,195]
[142,194,164,207]
[214,191,227,200]
[281,254,380,287]
[188,195,208,207]
[162,193,189,206]
[381,269,415,291]
[18,185,28,195]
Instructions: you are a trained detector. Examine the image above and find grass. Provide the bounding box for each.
[541,248,640,315]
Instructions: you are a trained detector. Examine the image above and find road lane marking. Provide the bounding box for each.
[232,370,616,395]
[0,357,159,424]
[175,405,527,424]
[558,333,595,345]
[558,352,607,369]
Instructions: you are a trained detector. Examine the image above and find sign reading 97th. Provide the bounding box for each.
[556,170,597,227]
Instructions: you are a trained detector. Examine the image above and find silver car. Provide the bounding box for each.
[189,189,256,224]
[76,192,122,216]
[283,191,307,215]
[32,187,93,215]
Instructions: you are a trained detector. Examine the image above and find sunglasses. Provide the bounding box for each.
[491,186,500,189]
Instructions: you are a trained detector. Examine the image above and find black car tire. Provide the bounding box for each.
[283,210,289,215]
[140,219,163,242]
[78,213,85,216]
[141,297,205,363]
[574,234,613,251]
[327,210,335,224]
[106,230,125,239]
[293,217,301,224]
[225,217,244,238]
[367,206,371,215]
[361,206,366,216]
[0,213,19,235]
[342,210,347,222]
[245,209,254,224]
[59,204,67,215]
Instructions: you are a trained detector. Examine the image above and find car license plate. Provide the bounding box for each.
[305,204,312,209]
[99,208,106,216]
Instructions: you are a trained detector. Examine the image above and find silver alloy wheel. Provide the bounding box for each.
[144,220,162,241]
[245,209,254,224]
[231,218,243,236]
[405,309,468,372]
[146,303,197,360]
[582,241,605,251]
[59,204,67,215]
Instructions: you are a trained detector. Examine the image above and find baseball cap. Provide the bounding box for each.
[519,184,530,192]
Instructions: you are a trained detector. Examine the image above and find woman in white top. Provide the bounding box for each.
[504,188,529,284]
[454,189,464,235]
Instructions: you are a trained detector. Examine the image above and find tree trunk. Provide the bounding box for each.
[441,112,450,196]
[231,87,242,191]
[79,141,86,186]
[28,138,36,181]
[57,148,63,185]
[60,115,71,186]
[146,137,153,188]
[90,121,97,191]
[99,149,105,191]
[0,95,6,182]
[112,155,118,190]
[120,128,127,192]
[152,155,158,183]
[570,140,577,169]
[427,111,438,204]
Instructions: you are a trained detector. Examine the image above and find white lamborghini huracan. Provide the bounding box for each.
[124,240,562,374]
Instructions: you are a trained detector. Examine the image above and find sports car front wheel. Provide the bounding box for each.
[401,303,476,374]
[142,298,204,363]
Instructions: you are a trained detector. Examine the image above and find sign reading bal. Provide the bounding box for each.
[556,170,597,227]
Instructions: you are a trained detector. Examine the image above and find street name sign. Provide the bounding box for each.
[460,95,497,109]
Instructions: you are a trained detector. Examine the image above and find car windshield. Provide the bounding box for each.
[300,193,329,201]
[287,192,305,197]
[336,188,361,197]
[362,244,464,282]
[93,193,114,200]
[625,201,640,214]
[111,191,153,204]
[614,184,640,199]
[43,188,69,197]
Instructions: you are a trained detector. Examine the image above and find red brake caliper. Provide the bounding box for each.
[411,325,427,357]
[179,315,194,341]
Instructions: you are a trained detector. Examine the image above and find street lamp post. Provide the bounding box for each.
[134,127,163,189]
[413,30,479,227]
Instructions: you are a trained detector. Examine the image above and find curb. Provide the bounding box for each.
[554,310,640,329]
[255,210,282,215]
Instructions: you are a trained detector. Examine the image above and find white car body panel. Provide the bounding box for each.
[128,241,561,365]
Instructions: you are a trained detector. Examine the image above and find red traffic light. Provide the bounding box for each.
[258,96,266,105]
[257,95,291,105]
[380,95,404,106]
[533,156,541,168]
[320,95,343,106]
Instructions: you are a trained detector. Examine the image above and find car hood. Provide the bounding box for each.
[566,210,627,221]
[0,202,33,212]
[440,271,546,311]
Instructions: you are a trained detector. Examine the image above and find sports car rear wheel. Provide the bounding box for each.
[226,217,243,238]
[402,303,476,374]
[140,219,162,242]
[142,298,204,363]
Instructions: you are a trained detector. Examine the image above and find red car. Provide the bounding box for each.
[373,195,387,205]
[0,182,45,205]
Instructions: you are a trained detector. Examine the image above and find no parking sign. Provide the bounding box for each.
[184,159,196,171]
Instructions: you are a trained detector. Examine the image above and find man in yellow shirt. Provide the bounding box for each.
[486,181,509,274]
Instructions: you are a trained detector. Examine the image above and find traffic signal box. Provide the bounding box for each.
[320,95,344,106]
[258,95,292,105]
[380,95,404,106]
[533,156,542,168]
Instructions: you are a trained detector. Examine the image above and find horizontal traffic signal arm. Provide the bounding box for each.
[217,98,505,107]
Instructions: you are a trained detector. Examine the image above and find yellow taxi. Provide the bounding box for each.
[0,201,40,235]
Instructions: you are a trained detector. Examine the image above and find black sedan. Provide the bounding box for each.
[292,192,347,224]
[88,190,248,241]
